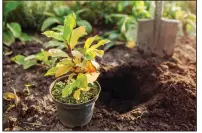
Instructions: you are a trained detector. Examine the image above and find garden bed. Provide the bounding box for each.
[3,36,196,131]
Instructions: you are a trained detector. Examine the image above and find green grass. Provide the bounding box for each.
[51,80,99,104]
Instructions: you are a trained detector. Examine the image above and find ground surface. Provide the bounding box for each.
[3,35,196,131]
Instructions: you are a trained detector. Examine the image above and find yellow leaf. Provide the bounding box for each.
[86,72,100,83]
[73,89,81,100]
[84,35,98,50]
[126,41,136,48]
[80,87,90,91]
[3,92,16,101]
[70,26,86,49]
[55,65,73,77]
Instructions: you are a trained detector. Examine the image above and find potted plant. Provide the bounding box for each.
[43,13,110,128]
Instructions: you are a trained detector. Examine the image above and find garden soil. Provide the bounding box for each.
[3,36,196,131]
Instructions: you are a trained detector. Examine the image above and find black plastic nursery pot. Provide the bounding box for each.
[49,75,101,128]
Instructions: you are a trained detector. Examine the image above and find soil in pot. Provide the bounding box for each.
[51,79,99,104]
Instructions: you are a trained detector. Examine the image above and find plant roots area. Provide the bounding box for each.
[3,36,196,131]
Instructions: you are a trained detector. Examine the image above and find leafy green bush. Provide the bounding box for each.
[3,1,32,47]
[41,5,92,34]
[7,1,63,30]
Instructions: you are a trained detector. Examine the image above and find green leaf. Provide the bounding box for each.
[11,54,37,69]
[35,50,49,62]
[87,39,110,53]
[11,55,25,65]
[84,52,96,60]
[52,25,64,32]
[19,33,32,42]
[84,35,98,50]
[54,6,71,16]
[7,22,22,38]
[76,73,88,88]
[58,58,74,65]
[24,55,36,61]
[43,40,65,49]
[77,20,92,33]
[45,67,58,76]
[41,17,63,31]
[23,60,37,69]
[3,30,15,46]
[4,1,21,18]
[70,26,86,49]
[55,65,73,77]
[42,31,64,41]
[62,80,77,97]
[48,49,69,58]
[63,13,76,43]
[94,49,104,57]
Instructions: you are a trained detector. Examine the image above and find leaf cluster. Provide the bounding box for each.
[43,13,110,100]
[3,1,32,47]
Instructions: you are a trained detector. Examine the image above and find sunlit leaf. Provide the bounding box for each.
[35,50,50,62]
[84,35,98,50]
[84,51,96,60]
[72,50,83,64]
[55,65,73,77]
[45,67,58,76]
[126,41,136,48]
[62,80,77,97]
[87,39,110,53]
[42,31,64,41]
[94,49,104,57]
[48,49,69,57]
[76,73,88,88]
[11,55,25,65]
[63,13,76,43]
[3,92,16,101]
[70,26,86,49]
[23,60,37,69]
[87,61,96,73]
[80,87,90,92]
[24,55,36,61]
[73,89,81,100]
[91,60,100,70]
[86,72,100,83]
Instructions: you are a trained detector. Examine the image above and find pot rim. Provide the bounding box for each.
[49,75,101,107]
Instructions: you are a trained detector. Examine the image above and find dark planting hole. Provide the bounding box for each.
[98,65,160,113]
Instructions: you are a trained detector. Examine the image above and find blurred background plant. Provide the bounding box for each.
[7,1,63,30]
[3,1,196,51]
[3,1,32,53]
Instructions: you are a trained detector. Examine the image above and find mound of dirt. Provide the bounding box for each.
[3,36,196,131]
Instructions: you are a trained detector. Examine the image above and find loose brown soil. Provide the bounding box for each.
[3,36,196,131]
